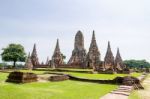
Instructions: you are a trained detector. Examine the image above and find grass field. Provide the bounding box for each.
[0,69,142,99]
[0,72,117,99]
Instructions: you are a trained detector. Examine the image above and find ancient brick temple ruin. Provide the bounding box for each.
[51,39,65,68]
[86,31,101,70]
[31,44,40,68]
[68,31,87,68]
[27,30,128,73]
[115,48,125,72]
[25,53,33,70]
[103,41,115,73]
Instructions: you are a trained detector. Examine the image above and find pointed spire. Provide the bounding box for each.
[104,41,114,69]
[86,31,101,69]
[92,30,96,41]
[31,43,37,56]
[52,39,65,67]
[25,52,33,70]
[105,41,113,55]
[54,39,60,54]
[33,44,36,52]
[106,41,112,53]
[116,48,121,59]
[108,41,111,50]
[33,43,36,50]
[31,43,39,66]
[89,30,99,50]
[115,47,122,62]
[28,52,31,58]
[115,47,124,70]
[45,56,49,65]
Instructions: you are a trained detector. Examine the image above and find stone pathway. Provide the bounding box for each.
[101,85,133,99]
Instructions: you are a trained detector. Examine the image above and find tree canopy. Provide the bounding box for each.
[1,44,26,67]
[124,59,150,69]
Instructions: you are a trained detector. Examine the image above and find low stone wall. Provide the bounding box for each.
[45,72,142,85]
[45,72,116,84]
[38,74,69,82]
[69,75,144,89]
[6,71,37,83]
[68,75,113,84]
[49,75,69,81]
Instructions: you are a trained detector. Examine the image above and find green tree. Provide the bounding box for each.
[1,44,26,68]
[124,59,150,69]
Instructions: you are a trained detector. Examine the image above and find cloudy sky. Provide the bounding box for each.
[0,0,150,63]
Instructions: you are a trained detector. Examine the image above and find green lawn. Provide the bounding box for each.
[0,69,142,99]
[0,72,117,99]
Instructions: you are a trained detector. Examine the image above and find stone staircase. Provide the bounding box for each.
[101,85,133,99]
[101,74,147,99]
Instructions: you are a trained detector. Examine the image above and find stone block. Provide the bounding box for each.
[6,71,37,83]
